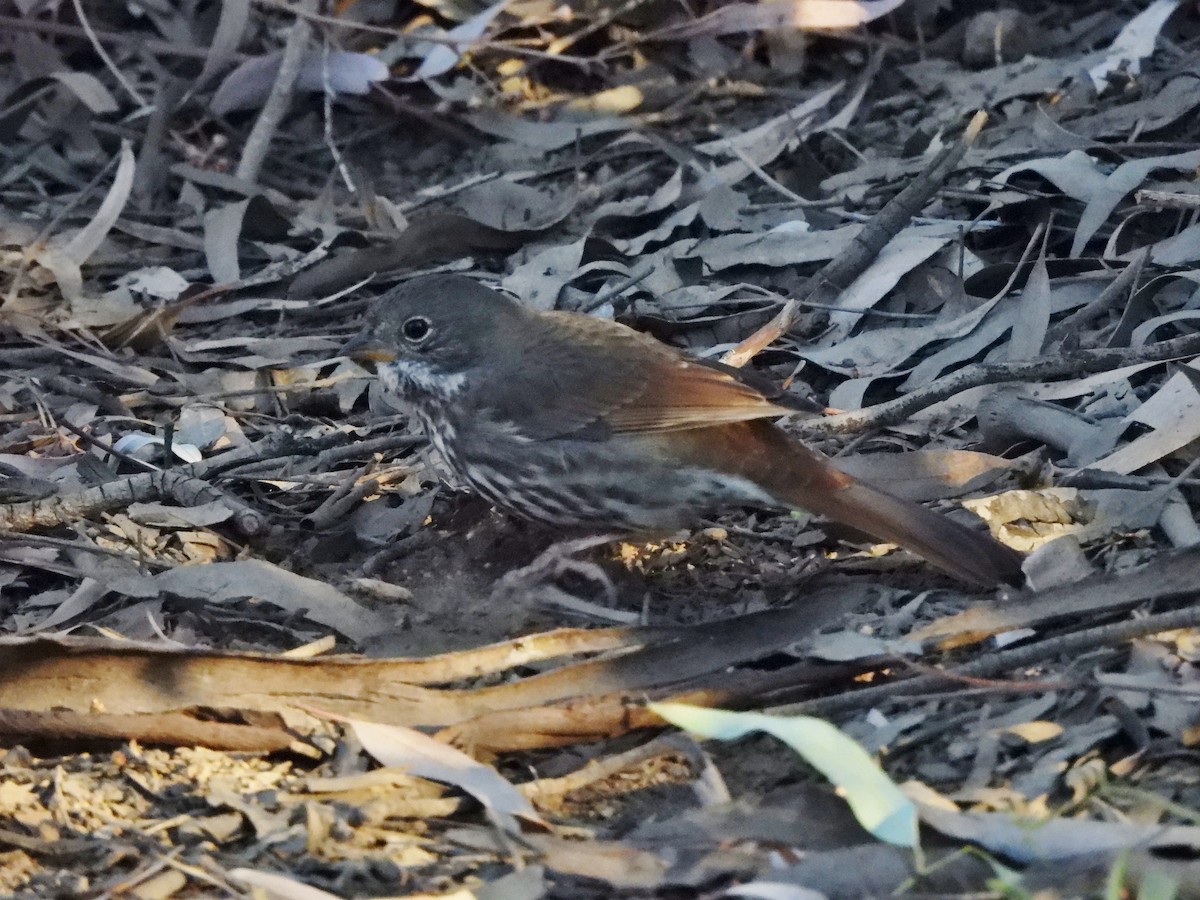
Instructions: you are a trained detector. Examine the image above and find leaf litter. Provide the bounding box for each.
[4,1,1200,897]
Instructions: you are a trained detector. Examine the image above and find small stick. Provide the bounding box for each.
[1047,247,1150,344]
[783,111,989,335]
[784,604,1200,717]
[799,329,1200,435]
[235,0,315,183]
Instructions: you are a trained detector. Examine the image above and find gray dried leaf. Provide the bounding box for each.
[833,449,1014,501]
[349,718,545,831]
[1130,309,1200,346]
[721,882,826,899]
[109,560,391,641]
[1088,0,1178,92]
[33,140,135,302]
[117,266,189,300]
[198,0,250,85]
[407,0,508,81]
[463,108,629,150]
[228,869,342,900]
[695,84,844,158]
[1139,222,1200,265]
[48,345,160,387]
[126,500,235,529]
[591,166,683,223]
[1007,242,1051,359]
[1067,73,1200,139]
[457,179,575,231]
[203,200,248,283]
[474,865,547,900]
[176,407,233,449]
[112,432,203,464]
[901,55,1071,109]
[920,802,1200,865]
[1089,365,1200,474]
[807,294,1004,380]
[996,149,1107,202]
[1072,148,1200,257]
[1158,488,1200,549]
[684,222,858,273]
[350,491,436,548]
[49,71,118,113]
[22,579,110,633]
[805,631,919,662]
[621,199,706,256]
[1021,535,1095,591]
[826,224,962,341]
[503,238,587,309]
[211,50,388,114]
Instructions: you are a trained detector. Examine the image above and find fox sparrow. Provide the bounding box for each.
[344,275,1023,588]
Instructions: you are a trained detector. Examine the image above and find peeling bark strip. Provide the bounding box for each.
[0,707,298,753]
[0,596,853,747]
[4,554,1197,753]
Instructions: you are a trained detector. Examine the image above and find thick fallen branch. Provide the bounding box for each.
[775,549,1200,717]
[908,547,1200,649]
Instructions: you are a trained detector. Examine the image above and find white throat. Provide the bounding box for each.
[378,358,466,402]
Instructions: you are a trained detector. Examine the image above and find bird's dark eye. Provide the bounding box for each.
[401,316,432,343]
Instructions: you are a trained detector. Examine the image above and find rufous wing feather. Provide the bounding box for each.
[606,357,804,432]
[516,311,807,437]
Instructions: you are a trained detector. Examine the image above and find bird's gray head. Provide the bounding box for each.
[342,275,523,402]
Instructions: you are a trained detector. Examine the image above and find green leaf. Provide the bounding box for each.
[1137,866,1179,900]
[650,702,917,848]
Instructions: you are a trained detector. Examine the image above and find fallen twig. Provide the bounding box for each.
[0,468,268,535]
[235,0,315,183]
[785,602,1200,717]
[0,431,351,535]
[784,111,988,334]
[800,329,1200,435]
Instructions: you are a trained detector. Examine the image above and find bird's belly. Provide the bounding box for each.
[429,423,778,531]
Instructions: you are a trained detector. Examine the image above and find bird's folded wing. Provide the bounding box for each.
[605,359,804,433]
[486,311,809,440]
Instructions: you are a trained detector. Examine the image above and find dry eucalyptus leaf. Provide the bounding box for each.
[211,50,388,114]
[1089,365,1200,474]
[999,721,1064,744]
[962,489,1092,552]
[1088,0,1179,92]
[348,718,546,830]
[32,140,135,303]
[108,560,393,641]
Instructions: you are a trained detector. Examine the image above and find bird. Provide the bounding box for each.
[342,274,1024,588]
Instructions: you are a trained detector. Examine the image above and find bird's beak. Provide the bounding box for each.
[341,332,396,364]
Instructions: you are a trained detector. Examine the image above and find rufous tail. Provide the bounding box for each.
[800,476,1024,588]
[664,420,1024,588]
